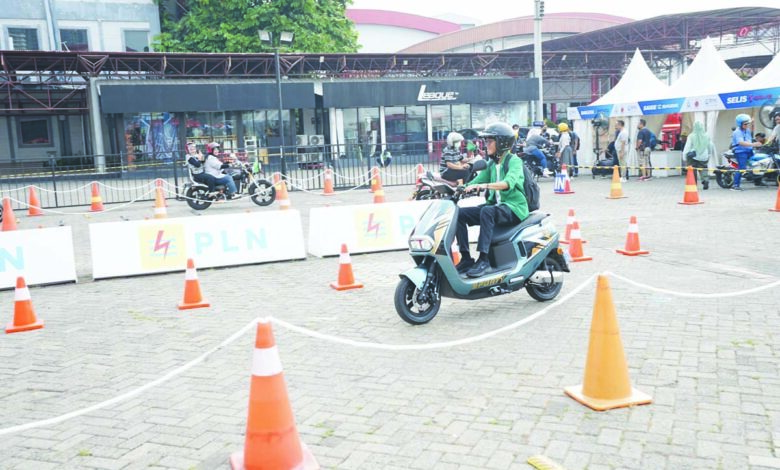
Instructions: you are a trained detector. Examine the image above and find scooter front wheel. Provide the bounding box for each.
[394,277,441,325]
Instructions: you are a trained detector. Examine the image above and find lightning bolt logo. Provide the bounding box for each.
[366,213,381,238]
[153,230,172,258]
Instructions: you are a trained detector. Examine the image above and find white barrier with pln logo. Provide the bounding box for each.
[0,226,77,289]
[89,211,306,279]
[308,200,431,257]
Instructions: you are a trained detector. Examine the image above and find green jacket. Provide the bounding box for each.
[466,153,529,221]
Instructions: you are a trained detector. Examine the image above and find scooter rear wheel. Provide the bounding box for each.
[526,256,564,302]
[394,277,441,325]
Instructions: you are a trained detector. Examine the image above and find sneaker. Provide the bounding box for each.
[466,258,491,278]
[731,186,743,191]
[702,180,709,190]
[621,177,628,183]
[542,169,552,177]
[455,256,475,274]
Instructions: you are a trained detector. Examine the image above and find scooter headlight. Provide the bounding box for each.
[408,235,435,252]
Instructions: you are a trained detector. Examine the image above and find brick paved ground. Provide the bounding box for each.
[0,174,779,469]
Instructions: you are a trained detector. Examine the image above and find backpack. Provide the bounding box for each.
[502,154,540,212]
[648,131,657,150]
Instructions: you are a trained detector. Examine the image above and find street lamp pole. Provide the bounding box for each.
[534,0,545,122]
[273,47,286,177]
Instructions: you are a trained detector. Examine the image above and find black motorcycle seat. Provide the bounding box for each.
[491,212,547,244]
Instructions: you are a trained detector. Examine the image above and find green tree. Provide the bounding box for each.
[155,0,359,53]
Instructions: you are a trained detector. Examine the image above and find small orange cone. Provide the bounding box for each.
[555,165,575,194]
[606,166,626,199]
[415,163,425,185]
[567,220,592,262]
[89,182,105,212]
[369,166,381,193]
[153,185,167,219]
[229,320,319,470]
[330,244,364,291]
[6,277,44,334]
[28,187,43,216]
[560,209,587,245]
[771,185,780,212]
[564,274,652,411]
[2,197,17,231]
[616,216,649,256]
[273,173,291,210]
[678,166,704,205]
[177,259,210,310]
[322,168,335,196]
[452,240,462,265]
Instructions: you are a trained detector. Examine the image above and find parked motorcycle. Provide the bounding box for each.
[394,186,570,325]
[183,159,276,210]
[517,143,560,179]
[715,149,780,189]
[412,159,487,200]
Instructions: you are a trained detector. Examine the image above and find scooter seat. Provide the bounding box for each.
[491,212,547,244]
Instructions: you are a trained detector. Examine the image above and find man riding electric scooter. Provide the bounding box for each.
[456,123,529,277]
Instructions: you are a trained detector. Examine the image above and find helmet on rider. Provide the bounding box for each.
[479,122,516,155]
[446,132,464,149]
[735,114,752,128]
[557,122,569,132]
[206,142,220,154]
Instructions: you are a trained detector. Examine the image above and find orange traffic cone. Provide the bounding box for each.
[561,209,587,245]
[370,167,380,193]
[28,187,43,216]
[153,185,167,219]
[606,166,626,199]
[2,197,17,231]
[273,173,291,210]
[556,165,575,194]
[322,168,335,196]
[771,185,780,212]
[678,166,704,205]
[415,163,425,185]
[177,259,210,310]
[89,182,105,212]
[452,240,462,265]
[6,277,44,334]
[616,216,649,256]
[567,220,592,262]
[330,244,364,291]
[229,320,319,470]
[372,167,385,203]
[564,274,652,411]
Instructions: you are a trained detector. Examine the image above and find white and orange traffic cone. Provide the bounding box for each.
[567,220,592,262]
[322,168,335,196]
[561,209,587,245]
[452,240,462,266]
[771,184,780,212]
[555,165,575,194]
[369,167,380,193]
[6,277,44,334]
[153,184,167,219]
[616,216,650,256]
[273,172,291,210]
[415,163,425,185]
[330,244,364,291]
[178,259,210,310]
[607,166,626,199]
[229,319,318,470]
[2,197,17,231]
[678,166,704,205]
[372,168,385,203]
[28,187,43,216]
[89,182,105,212]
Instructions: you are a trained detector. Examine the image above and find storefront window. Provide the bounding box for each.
[406,106,427,154]
[358,107,380,160]
[123,112,179,162]
[431,105,451,142]
[471,104,523,130]
[384,105,427,155]
[451,104,471,131]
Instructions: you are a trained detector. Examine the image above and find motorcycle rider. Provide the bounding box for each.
[455,122,529,278]
[186,142,217,192]
[523,121,553,177]
[439,132,474,183]
[204,142,238,198]
[731,114,763,191]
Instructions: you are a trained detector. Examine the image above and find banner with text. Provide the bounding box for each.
[308,201,431,257]
[90,211,306,279]
[0,227,77,289]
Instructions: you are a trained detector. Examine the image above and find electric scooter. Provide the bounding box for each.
[394,187,570,325]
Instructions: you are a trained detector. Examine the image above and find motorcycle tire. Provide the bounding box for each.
[185,186,212,210]
[715,169,734,189]
[414,188,440,200]
[394,276,441,325]
[526,255,564,302]
[248,180,276,206]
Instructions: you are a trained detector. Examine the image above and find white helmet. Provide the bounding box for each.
[446,132,464,149]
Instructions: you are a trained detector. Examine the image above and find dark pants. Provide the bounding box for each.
[193,173,217,192]
[441,167,471,183]
[456,204,521,255]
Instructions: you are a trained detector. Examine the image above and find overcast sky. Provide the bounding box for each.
[349,0,770,23]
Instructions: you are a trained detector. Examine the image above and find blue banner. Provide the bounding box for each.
[719,87,780,110]
[639,98,685,115]
[576,105,613,120]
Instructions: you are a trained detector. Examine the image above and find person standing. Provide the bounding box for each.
[569,126,580,177]
[635,119,653,181]
[730,114,763,191]
[615,120,629,182]
[556,122,573,176]
[682,121,715,190]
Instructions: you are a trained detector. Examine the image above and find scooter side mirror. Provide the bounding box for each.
[471,159,487,171]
